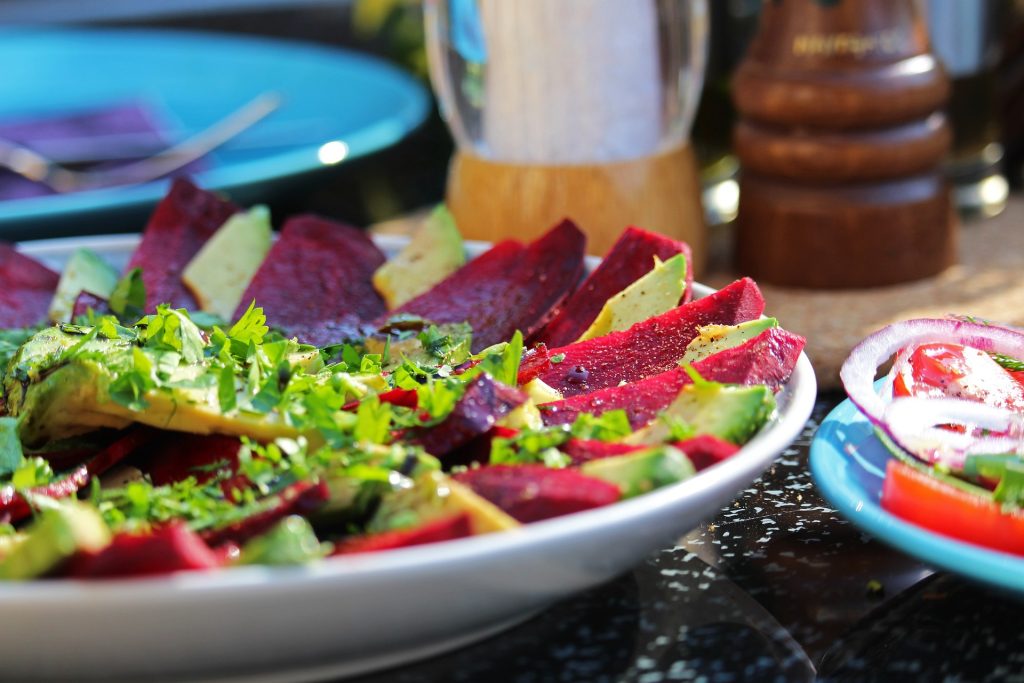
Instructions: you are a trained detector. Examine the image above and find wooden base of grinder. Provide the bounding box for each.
[735,172,957,289]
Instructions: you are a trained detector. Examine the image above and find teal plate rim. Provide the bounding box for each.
[0,27,430,227]
[810,395,1024,594]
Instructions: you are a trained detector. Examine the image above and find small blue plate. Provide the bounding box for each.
[810,396,1024,594]
[0,28,430,239]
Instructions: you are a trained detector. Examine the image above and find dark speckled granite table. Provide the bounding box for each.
[342,396,1024,683]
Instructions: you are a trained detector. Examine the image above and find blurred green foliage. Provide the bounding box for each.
[352,0,428,78]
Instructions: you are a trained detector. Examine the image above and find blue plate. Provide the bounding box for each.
[0,28,430,239]
[810,396,1024,594]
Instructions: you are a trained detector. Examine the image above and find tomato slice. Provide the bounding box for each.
[892,342,1024,413]
[881,459,1024,556]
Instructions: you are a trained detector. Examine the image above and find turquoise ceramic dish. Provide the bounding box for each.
[810,395,1024,594]
[0,28,429,238]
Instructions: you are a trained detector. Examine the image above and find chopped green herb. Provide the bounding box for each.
[990,352,1024,372]
[570,410,632,442]
[108,268,146,320]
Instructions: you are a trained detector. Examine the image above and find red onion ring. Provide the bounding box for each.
[883,396,1024,470]
[840,318,1024,468]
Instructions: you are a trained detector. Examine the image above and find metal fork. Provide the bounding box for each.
[0,91,281,193]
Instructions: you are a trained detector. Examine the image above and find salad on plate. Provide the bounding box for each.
[0,178,806,580]
[841,317,1024,556]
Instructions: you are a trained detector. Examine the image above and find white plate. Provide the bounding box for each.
[2,234,817,682]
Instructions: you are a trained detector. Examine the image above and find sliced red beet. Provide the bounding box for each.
[234,214,386,340]
[0,243,59,328]
[287,317,370,348]
[334,513,472,555]
[64,522,222,578]
[0,465,89,523]
[540,327,806,428]
[673,435,741,472]
[0,428,153,523]
[385,220,586,352]
[535,226,692,347]
[535,278,765,397]
[563,439,645,466]
[137,433,243,486]
[71,291,111,319]
[88,427,156,477]
[200,480,330,548]
[454,464,620,523]
[30,442,102,472]
[127,178,239,311]
[413,375,526,465]
[516,344,552,385]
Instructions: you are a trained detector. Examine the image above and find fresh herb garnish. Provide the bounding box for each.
[569,410,632,441]
[990,353,1024,372]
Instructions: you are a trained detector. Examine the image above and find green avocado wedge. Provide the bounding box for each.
[577,253,687,342]
[680,318,779,365]
[1,309,390,449]
[628,380,776,447]
[182,205,273,320]
[580,445,695,498]
[372,205,466,309]
[0,500,110,580]
[48,249,120,324]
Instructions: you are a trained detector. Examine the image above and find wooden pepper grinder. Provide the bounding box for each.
[732,0,955,289]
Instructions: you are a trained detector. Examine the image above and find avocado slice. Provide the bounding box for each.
[182,205,273,320]
[368,470,519,535]
[576,253,687,342]
[8,350,304,448]
[629,382,776,447]
[580,445,695,498]
[372,205,466,309]
[237,515,325,566]
[498,399,543,430]
[0,500,110,580]
[3,327,370,448]
[680,318,778,365]
[48,249,120,323]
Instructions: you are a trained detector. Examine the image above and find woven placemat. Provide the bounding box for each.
[706,197,1024,390]
[374,198,1022,391]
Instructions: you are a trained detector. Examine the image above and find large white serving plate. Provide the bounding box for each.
[1,235,817,682]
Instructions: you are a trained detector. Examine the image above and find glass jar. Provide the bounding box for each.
[425,0,710,262]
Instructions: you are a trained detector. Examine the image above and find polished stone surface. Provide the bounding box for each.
[346,397,1023,683]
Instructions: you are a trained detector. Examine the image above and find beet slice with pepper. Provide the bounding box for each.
[0,243,59,328]
[234,214,386,340]
[65,522,222,578]
[534,278,766,398]
[0,428,153,523]
[535,226,692,348]
[126,177,239,311]
[454,464,621,523]
[385,219,586,352]
[334,513,472,555]
[200,480,330,548]
[414,374,526,466]
[539,327,806,428]
[0,466,89,524]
